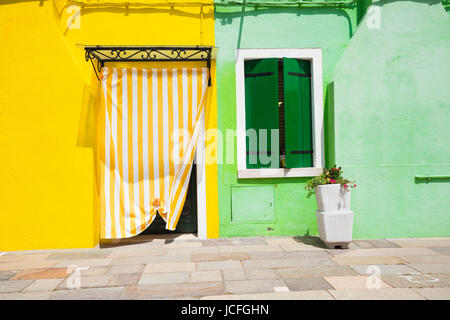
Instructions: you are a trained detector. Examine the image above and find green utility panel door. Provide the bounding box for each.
[231,186,275,223]
[283,58,313,168]
[244,59,279,169]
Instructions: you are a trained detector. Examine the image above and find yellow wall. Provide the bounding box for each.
[0,0,218,251]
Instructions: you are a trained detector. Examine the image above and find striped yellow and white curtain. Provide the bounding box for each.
[99,67,208,239]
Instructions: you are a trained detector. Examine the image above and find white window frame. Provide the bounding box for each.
[235,48,324,179]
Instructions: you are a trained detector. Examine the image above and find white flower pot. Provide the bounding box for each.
[314,184,351,212]
[316,210,354,249]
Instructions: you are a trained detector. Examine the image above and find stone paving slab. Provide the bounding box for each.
[353,239,400,249]
[243,258,336,269]
[292,236,325,246]
[245,268,280,280]
[109,256,158,266]
[352,240,375,249]
[389,239,450,248]
[221,269,246,281]
[201,290,334,300]
[0,271,18,280]
[335,248,438,257]
[367,239,401,248]
[224,279,287,295]
[49,287,124,300]
[219,244,283,253]
[192,252,249,262]
[190,271,223,282]
[241,290,335,300]
[109,274,140,287]
[0,260,58,271]
[414,287,450,300]
[0,291,52,300]
[53,258,112,268]
[57,275,114,290]
[231,237,268,245]
[263,237,300,246]
[381,273,450,288]
[45,251,112,260]
[328,288,426,300]
[283,277,334,291]
[280,244,325,251]
[143,262,196,273]
[201,239,232,247]
[0,253,51,262]
[108,264,144,275]
[11,268,71,280]
[167,247,219,256]
[324,276,392,290]
[138,272,190,285]
[121,282,224,299]
[248,250,331,260]
[331,256,406,266]
[22,279,63,292]
[430,247,450,255]
[110,255,191,267]
[325,248,353,256]
[0,280,33,293]
[408,264,450,274]
[350,264,419,275]
[172,296,202,300]
[139,254,194,264]
[398,255,450,264]
[200,294,242,300]
[81,267,109,276]
[108,247,168,258]
[347,242,361,250]
[277,266,359,279]
[197,260,243,271]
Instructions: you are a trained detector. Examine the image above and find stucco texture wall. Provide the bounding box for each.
[331,0,450,238]
[0,0,218,250]
[214,3,362,237]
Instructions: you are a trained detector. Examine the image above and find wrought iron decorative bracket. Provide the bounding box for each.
[84,46,212,86]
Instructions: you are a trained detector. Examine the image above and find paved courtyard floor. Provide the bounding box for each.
[0,235,450,300]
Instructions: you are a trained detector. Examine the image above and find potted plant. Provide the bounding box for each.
[305,166,357,249]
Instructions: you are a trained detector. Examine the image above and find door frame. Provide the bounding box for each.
[195,109,207,239]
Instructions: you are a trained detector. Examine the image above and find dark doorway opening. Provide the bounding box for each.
[142,164,198,234]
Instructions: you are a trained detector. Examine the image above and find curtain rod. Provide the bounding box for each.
[84,46,212,86]
[68,0,360,8]
[215,0,359,6]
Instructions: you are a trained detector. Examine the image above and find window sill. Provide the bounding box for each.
[238,167,323,179]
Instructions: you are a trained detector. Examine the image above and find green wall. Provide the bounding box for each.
[215,2,361,237]
[215,0,450,238]
[331,0,450,238]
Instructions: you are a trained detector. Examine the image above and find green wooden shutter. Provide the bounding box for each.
[244,58,279,169]
[283,58,313,168]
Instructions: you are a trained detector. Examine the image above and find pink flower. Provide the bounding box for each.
[354,184,357,187]
[330,179,336,183]
[344,184,347,188]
